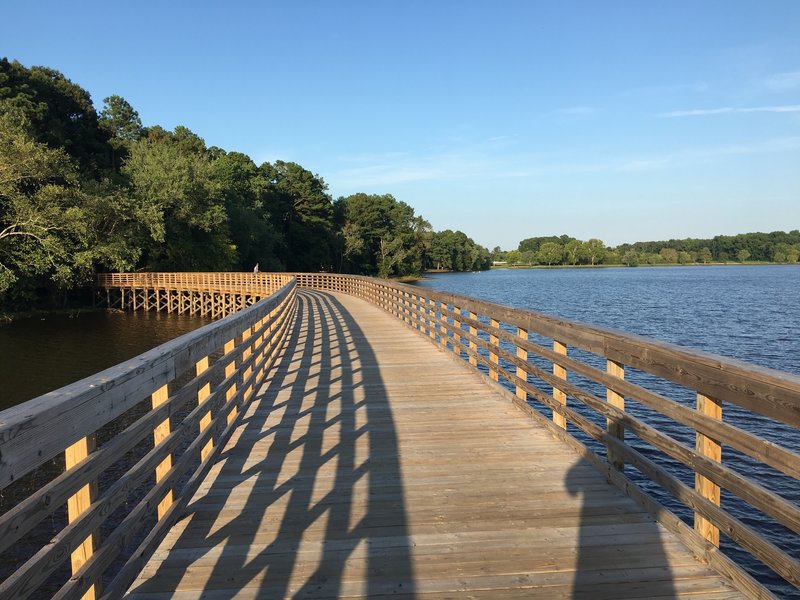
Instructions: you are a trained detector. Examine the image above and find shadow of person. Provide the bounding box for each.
[565,459,678,599]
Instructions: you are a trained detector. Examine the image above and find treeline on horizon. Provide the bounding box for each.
[492,231,800,267]
[0,59,491,310]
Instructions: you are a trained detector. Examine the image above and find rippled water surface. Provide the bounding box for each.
[417,265,800,373]
[417,265,799,598]
[0,310,210,410]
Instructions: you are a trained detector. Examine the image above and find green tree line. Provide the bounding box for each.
[0,59,490,310]
[492,231,800,267]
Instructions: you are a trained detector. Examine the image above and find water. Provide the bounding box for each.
[416,265,800,598]
[0,309,210,595]
[0,310,210,410]
[416,265,800,371]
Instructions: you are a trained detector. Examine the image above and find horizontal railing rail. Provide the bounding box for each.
[294,272,800,599]
[0,276,297,599]
[96,272,291,295]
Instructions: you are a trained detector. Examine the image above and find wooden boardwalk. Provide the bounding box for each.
[124,290,743,599]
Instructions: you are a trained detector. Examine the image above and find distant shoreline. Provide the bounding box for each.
[488,261,794,270]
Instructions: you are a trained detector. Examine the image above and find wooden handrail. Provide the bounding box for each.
[0,275,296,599]
[290,272,799,598]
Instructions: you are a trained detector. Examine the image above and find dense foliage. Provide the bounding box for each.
[0,59,489,310]
[494,231,800,267]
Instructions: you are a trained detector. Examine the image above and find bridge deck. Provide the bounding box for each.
[125,290,742,599]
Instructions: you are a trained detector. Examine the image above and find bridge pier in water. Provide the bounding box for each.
[0,273,797,598]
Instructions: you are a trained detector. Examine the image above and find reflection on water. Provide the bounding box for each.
[0,310,210,410]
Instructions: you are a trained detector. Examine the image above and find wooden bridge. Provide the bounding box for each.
[1,273,798,599]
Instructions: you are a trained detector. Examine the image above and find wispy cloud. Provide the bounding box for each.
[328,136,800,191]
[557,106,595,116]
[660,105,800,118]
[764,70,800,91]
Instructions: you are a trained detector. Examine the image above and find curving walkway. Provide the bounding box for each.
[124,290,742,599]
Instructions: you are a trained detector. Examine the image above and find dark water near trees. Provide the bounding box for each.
[0,310,210,410]
[416,265,799,598]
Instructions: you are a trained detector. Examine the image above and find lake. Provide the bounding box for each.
[415,265,800,376]
[0,310,210,410]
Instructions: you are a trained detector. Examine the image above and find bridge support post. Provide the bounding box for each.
[552,341,568,429]
[695,393,722,546]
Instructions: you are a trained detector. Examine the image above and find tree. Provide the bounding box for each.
[0,114,138,303]
[659,248,678,263]
[99,95,143,169]
[564,239,587,265]
[212,151,282,270]
[584,239,607,265]
[622,250,640,267]
[0,59,112,176]
[261,160,334,271]
[737,249,751,263]
[337,193,431,276]
[698,247,713,264]
[536,242,563,266]
[123,126,235,271]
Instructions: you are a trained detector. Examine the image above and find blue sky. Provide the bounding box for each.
[4,1,800,249]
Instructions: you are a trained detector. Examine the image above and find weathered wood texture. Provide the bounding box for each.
[125,290,744,599]
[290,273,799,596]
[0,277,296,599]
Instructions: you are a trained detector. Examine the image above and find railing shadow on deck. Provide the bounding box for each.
[127,290,415,597]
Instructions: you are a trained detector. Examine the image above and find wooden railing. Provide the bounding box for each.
[96,272,291,319]
[0,277,296,599]
[294,273,800,598]
[2,272,797,598]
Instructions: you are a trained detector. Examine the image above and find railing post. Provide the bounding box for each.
[452,306,461,356]
[429,298,436,340]
[224,338,238,424]
[489,319,499,382]
[66,434,98,600]
[606,360,625,470]
[553,340,567,429]
[516,328,527,400]
[469,312,478,366]
[242,325,253,401]
[439,302,448,348]
[197,356,213,461]
[695,393,722,546]
[152,384,173,519]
